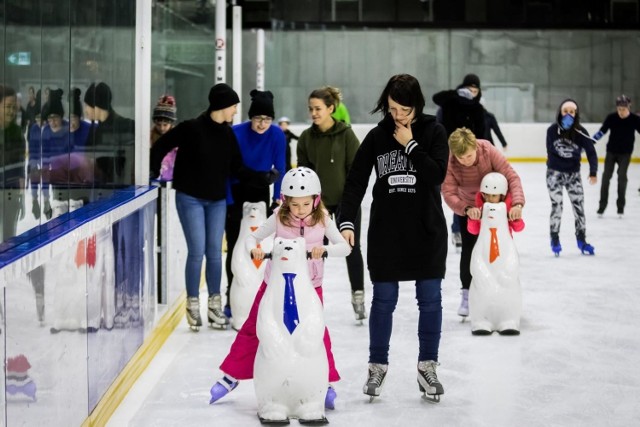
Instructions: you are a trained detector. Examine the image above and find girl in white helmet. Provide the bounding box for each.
[467,172,525,236]
[210,167,351,410]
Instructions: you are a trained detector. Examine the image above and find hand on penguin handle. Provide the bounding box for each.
[251,249,270,260]
[307,249,328,260]
[341,229,355,246]
[466,207,482,220]
[508,205,523,221]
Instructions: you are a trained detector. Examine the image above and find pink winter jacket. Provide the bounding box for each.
[245,211,351,287]
[442,139,525,216]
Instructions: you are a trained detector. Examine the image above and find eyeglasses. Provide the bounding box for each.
[252,116,273,124]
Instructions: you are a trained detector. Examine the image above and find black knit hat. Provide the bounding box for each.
[248,89,275,119]
[94,82,112,110]
[208,83,240,112]
[153,95,177,121]
[69,88,83,117]
[84,83,96,107]
[42,89,64,118]
[462,73,481,89]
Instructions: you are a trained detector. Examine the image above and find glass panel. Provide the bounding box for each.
[1,0,137,250]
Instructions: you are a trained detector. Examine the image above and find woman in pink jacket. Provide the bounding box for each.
[441,128,525,318]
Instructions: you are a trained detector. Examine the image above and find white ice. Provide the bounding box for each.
[108,162,640,427]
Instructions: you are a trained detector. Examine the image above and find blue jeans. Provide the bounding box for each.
[175,192,226,298]
[451,213,460,233]
[369,279,442,364]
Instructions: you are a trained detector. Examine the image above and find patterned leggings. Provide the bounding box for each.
[546,169,586,239]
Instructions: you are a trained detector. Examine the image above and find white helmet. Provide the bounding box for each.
[281,167,321,198]
[480,172,508,196]
[277,116,290,124]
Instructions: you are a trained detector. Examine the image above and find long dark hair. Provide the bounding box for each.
[371,74,425,115]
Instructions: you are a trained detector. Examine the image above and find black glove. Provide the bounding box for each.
[265,167,280,185]
[238,167,279,188]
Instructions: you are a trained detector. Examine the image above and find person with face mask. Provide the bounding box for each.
[592,95,640,217]
[545,98,598,257]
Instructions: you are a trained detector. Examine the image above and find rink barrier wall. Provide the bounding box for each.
[0,186,158,426]
[286,122,640,165]
[82,294,186,427]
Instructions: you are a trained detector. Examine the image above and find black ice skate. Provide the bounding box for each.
[417,360,444,403]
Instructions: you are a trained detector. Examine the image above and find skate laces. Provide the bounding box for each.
[187,297,200,313]
[367,363,387,386]
[208,296,227,319]
[418,361,440,385]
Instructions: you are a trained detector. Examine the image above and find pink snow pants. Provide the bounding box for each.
[219,281,340,382]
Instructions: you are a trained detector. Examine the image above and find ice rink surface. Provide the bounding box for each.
[108,162,640,427]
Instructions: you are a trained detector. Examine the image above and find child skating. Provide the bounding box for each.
[209,167,351,412]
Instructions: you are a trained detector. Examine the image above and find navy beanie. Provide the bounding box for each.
[42,89,64,118]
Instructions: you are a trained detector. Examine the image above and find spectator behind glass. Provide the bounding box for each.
[224,89,287,317]
[1,84,27,241]
[29,88,70,220]
[85,82,135,186]
[48,88,94,188]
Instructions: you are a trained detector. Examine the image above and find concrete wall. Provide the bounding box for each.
[238,29,640,125]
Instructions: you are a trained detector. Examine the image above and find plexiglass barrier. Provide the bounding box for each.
[0,185,157,426]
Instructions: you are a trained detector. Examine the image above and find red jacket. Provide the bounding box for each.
[467,192,525,236]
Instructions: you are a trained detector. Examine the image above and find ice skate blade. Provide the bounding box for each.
[258,414,290,425]
[189,325,200,332]
[421,393,441,403]
[459,315,468,323]
[208,322,228,330]
[299,416,329,425]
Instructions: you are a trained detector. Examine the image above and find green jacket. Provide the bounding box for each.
[297,120,360,207]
